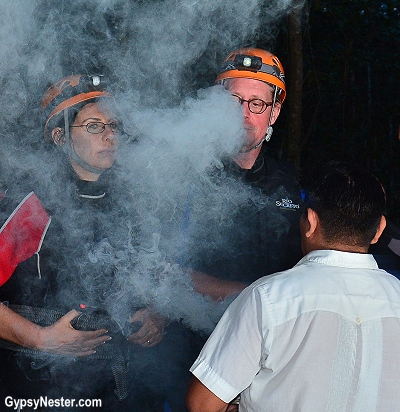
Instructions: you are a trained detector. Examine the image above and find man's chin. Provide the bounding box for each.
[238,140,261,153]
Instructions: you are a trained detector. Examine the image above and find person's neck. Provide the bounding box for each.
[70,160,102,182]
[232,147,261,170]
[306,244,369,255]
[334,245,369,253]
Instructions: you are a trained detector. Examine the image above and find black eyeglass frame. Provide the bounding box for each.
[231,95,273,114]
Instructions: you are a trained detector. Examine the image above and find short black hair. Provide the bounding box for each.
[299,161,386,247]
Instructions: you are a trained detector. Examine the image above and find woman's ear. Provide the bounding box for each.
[51,127,65,146]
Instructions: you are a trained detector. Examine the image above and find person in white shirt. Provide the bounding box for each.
[186,160,400,412]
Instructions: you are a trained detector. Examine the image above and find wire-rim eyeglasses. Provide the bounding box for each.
[70,121,121,134]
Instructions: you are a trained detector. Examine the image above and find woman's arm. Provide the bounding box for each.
[0,302,110,356]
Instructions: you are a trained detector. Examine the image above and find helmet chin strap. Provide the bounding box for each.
[61,109,106,176]
[240,86,278,154]
[241,126,273,153]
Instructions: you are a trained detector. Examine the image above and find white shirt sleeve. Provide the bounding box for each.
[190,285,269,403]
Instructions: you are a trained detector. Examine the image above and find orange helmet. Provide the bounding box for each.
[216,48,286,102]
[41,74,112,141]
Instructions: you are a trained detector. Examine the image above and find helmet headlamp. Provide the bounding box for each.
[234,54,262,71]
[216,48,286,103]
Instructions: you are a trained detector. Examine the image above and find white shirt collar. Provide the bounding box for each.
[296,249,379,270]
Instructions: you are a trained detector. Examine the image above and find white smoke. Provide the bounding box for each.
[0,1,37,73]
[0,0,302,332]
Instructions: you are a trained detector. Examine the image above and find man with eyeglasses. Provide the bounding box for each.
[217,48,284,169]
[186,48,303,288]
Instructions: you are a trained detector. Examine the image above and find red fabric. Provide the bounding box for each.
[0,192,51,286]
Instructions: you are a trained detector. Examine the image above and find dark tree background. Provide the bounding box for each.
[271,0,400,223]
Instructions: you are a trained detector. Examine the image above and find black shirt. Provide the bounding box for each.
[0,165,141,321]
[179,151,303,284]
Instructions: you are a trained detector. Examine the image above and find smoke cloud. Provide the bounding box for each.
[0,0,302,382]
[0,1,305,408]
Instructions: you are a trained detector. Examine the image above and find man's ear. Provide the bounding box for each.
[270,102,281,125]
[305,208,319,238]
[370,215,387,245]
[51,128,65,146]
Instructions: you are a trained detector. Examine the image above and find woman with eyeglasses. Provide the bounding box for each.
[0,74,185,411]
[43,76,121,182]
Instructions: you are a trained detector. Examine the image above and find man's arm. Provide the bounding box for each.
[187,286,263,412]
[191,270,247,301]
[186,376,229,412]
[0,302,110,356]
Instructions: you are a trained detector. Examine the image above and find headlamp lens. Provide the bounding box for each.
[233,54,263,71]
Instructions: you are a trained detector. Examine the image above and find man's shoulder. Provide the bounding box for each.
[245,253,400,328]
[251,251,361,286]
[262,153,298,176]
[252,153,302,213]
[250,151,298,185]
[252,249,400,293]
[370,218,400,278]
[249,264,304,296]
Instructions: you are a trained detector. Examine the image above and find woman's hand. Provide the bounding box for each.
[127,308,165,347]
[36,309,111,356]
